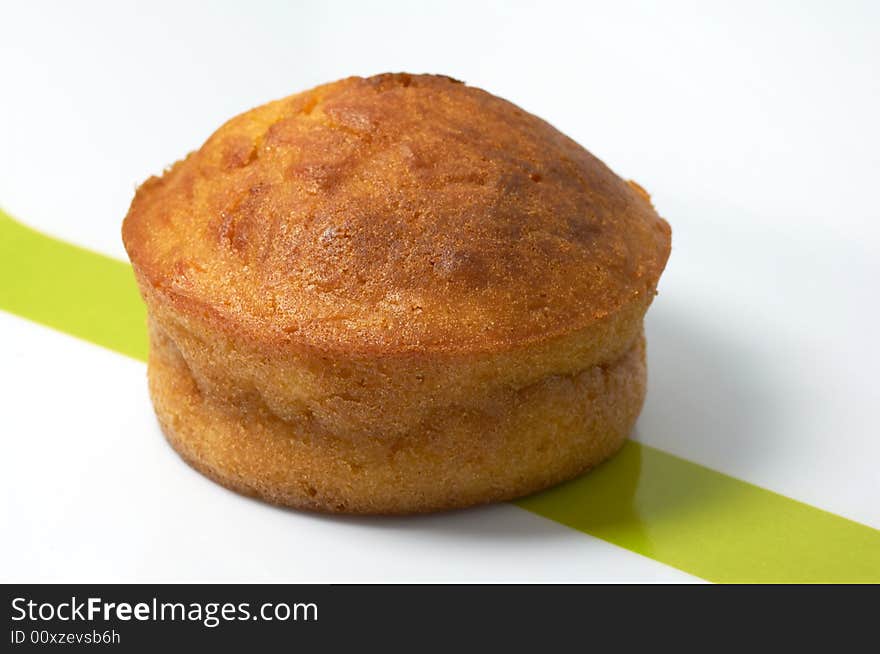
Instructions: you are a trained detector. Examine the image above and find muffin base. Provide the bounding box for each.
[148,325,647,515]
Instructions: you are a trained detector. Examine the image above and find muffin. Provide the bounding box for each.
[122,73,671,514]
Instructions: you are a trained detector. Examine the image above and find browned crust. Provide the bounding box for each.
[122,73,671,357]
[126,73,670,513]
[149,317,647,514]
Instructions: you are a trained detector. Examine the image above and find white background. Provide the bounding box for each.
[1,0,878,582]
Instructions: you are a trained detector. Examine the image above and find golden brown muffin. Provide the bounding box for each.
[122,73,671,514]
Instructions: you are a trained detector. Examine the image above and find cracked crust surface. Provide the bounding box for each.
[123,73,670,513]
[122,73,670,355]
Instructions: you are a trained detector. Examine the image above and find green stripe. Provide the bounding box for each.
[0,209,147,361]
[2,208,878,583]
[516,443,880,582]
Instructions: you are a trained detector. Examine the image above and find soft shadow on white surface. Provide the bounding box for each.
[639,299,781,475]
[306,506,553,540]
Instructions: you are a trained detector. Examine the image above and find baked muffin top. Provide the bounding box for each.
[123,73,670,354]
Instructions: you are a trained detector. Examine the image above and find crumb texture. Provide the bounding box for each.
[149,320,647,514]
